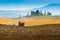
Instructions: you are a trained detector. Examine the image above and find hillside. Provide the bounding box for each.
[31,4,60,15]
[20,15,60,20]
[0,4,60,18]
[0,16,60,26]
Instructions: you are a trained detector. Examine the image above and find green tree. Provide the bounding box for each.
[31,11,35,16]
[35,10,40,15]
[26,12,30,16]
[47,12,52,15]
[39,10,43,15]
[18,13,21,18]
[44,11,46,15]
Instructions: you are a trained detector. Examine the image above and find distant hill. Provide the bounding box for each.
[0,4,60,18]
[31,4,60,16]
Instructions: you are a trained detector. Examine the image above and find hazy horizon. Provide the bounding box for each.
[0,0,60,18]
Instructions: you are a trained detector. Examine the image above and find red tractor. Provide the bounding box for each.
[18,21,25,26]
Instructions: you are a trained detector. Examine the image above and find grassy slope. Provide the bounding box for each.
[0,15,60,26]
[20,15,60,20]
[0,24,60,40]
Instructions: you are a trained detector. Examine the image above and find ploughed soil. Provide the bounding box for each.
[0,24,60,40]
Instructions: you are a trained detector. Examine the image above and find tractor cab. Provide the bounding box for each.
[18,21,25,26]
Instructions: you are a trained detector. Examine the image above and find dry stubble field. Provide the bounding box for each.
[0,24,60,40]
[0,18,60,26]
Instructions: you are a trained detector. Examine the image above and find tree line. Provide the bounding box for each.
[18,10,52,18]
[31,10,52,16]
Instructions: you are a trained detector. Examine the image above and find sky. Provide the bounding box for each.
[0,0,60,18]
[0,0,60,10]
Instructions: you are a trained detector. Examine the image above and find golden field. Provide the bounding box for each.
[0,17,60,26]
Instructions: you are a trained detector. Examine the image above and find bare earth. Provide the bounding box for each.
[0,24,60,40]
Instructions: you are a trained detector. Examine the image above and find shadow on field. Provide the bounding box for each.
[0,24,60,40]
